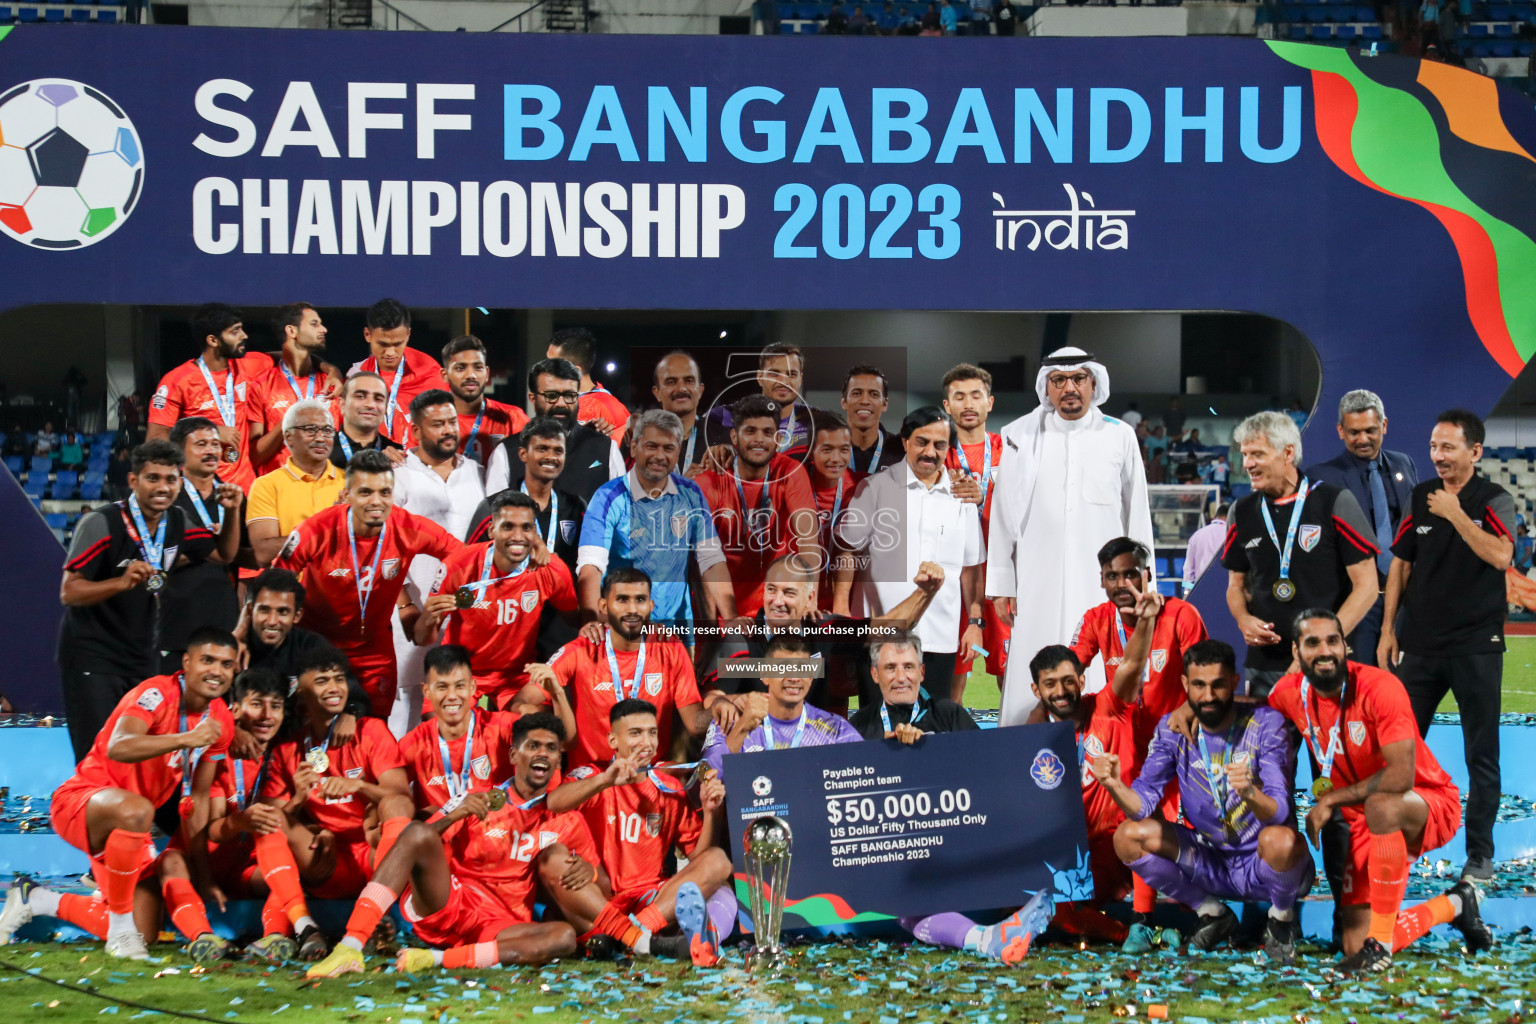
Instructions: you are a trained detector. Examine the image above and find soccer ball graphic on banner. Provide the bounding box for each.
[0,78,143,249]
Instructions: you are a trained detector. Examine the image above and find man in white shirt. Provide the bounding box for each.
[986,348,1154,725]
[388,389,485,735]
[837,408,985,684]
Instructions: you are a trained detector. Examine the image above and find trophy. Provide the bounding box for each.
[744,815,793,970]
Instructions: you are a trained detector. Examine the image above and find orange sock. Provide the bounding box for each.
[98,830,151,915]
[442,941,498,968]
[1132,875,1156,916]
[57,893,108,939]
[1367,832,1410,947]
[344,880,399,946]
[636,903,668,934]
[260,894,288,937]
[374,817,410,870]
[588,901,642,947]
[1392,894,1457,952]
[254,832,311,925]
[162,877,213,941]
[1051,903,1129,944]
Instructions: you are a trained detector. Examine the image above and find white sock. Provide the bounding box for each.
[1447,894,1463,916]
[106,911,136,938]
[340,935,365,952]
[1267,906,1296,922]
[633,930,652,955]
[1196,897,1225,918]
[294,914,318,933]
[430,949,445,966]
[28,888,61,917]
[962,925,985,952]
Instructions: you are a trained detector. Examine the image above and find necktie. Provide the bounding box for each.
[1367,460,1394,575]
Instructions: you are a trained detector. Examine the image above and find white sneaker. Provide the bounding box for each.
[105,931,149,960]
[0,885,34,944]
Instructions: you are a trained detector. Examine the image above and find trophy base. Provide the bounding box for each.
[746,944,790,973]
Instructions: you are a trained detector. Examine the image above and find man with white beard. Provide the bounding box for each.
[987,348,1154,726]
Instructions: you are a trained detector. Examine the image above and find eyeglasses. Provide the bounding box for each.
[535,390,580,405]
[288,424,336,438]
[1046,373,1092,391]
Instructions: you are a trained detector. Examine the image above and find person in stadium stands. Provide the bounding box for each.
[1068,536,1207,950]
[524,567,716,770]
[837,407,984,686]
[805,413,859,615]
[330,371,406,469]
[1381,409,1513,882]
[1028,590,1164,943]
[703,342,817,458]
[548,327,629,442]
[147,303,271,491]
[351,298,440,445]
[441,334,528,469]
[161,418,246,670]
[259,645,414,926]
[941,363,1010,693]
[1221,410,1378,697]
[248,303,338,474]
[695,394,821,618]
[703,637,862,776]
[1182,502,1228,595]
[274,449,461,717]
[417,493,580,711]
[1307,390,1418,667]
[234,568,370,721]
[1091,639,1313,965]
[390,389,486,733]
[553,699,732,967]
[192,668,325,961]
[652,350,708,477]
[840,365,903,478]
[857,634,1049,964]
[305,714,591,977]
[59,440,222,762]
[247,398,344,566]
[578,409,736,631]
[27,630,239,960]
[486,358,625,502]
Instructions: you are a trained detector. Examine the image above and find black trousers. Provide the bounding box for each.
[1399,651,1502,861]
[62,669,137,764]
[1346,593,1384,668]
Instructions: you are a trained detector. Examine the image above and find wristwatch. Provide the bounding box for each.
[968,617,984,627]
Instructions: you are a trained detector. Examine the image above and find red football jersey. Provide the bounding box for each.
[149,353,274,490]
[546,632,702,771]
[354,348,443,444]
[399,711,521,815]
[578,384,629,442]
[1072,687,1141,842]
[696,455,818,617]
[71,675,234,807]
[443,798,597,917]
[564,765,702,896]
[810,470,858,612]
[212,754,266,810]
[458,399,529,468]
[274,503,459,653]
[943,433,1003,537]
[429,543,578,699]
[1268,663,1456,814]
[246,363,333,474]
[260,717,406,841]
[1070,597,1209,724]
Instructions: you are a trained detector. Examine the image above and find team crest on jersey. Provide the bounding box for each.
[279,531,301,562]
[521,590,538,612]
[559,520,576,544]
[539,830,560,849]
[1298,524,1321,552]
[568,765,596,781]
[345,768,363,779]
[1233,750,1251,766]
[152,385,169,410]
[1083,734,1105,759]
[1349,720,1367,746]
[1150,650,1167,672]
[671,514,689,539]
[234,381,248,402]
[472,756,491,780]
[135,688,164,712]
[1030,749,1066,790]
[646,813,662,837]
[382,558,400,580]
[645,672,663,696]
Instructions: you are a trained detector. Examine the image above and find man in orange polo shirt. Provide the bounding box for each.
[248,399,344,566]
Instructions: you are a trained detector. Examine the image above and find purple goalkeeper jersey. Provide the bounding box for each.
[701,705,862,778]
[1129,705,1295,854]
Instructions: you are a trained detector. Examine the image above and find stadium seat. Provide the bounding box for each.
[1469,20,1490,32]
[1362,22,1382,36]
[17,6,36,18]
[779,18,796,28]
[1520,40,1535,57]
[96,8,114,19]
[0,10,10,22]
[777,1,795,16]
[80,474,104,501]
[1336,23,1356,37]
[51,471,78,499]
[1495,20,1514,34]
[30,455,52,475]
[1355,4,1374,17]
[70,7,90,17]
[22,476,45,499]
[1289,21,1307,35]
[800,18,819,29]
[1493,39,1516,53]
[3,455,21,476]
[43,5,63,18]
[43,513,67,531]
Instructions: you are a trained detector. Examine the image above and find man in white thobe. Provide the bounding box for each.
[987,347,1154,725]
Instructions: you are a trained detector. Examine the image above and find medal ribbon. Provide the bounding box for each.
[1113,613,1152,685]
[735,470,774,549]
[234,743,275,811]
[520,480,560,550]
[460,543,529,601]
[683,421,699,470]
[647,760,702,793]
[127,493,167,569]
[282,362,316,402]
[372,362,407,441]
[1258,477,1312,586]
[1299,677,1348,786]
[306,714,341,773]
[437,713,476,802]
[183,476,224,532]
[605,633,648,701]
[346,511,388,627]
[495,778,548,810]
[196,357,238,427]
[855,431,885,475]
[878,690,930,735]
[176,674,211,800]
[336,432,354,461]
[954,434,994,506]
[1194,714,1245,823]
[778,404,797,453]
[464,407,485,463]
[763,707,808,751]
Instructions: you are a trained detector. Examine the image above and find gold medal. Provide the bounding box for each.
[1312,777,1333,798]
[306,748,330,774]
[455,586,476,610]
[485,788,507,811]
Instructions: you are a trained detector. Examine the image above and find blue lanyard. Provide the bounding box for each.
[232,747,271,811]
[647,761,702,794]
[1259,477,1312,582]
[878,692,930,735]
[373,362,407,441]
[1113,613,1151,685]
[1194,714,1245,820]
[496,779,548,811]
[127,493,167,568]
[1300,678,1348,782]
[196,357,238,427]
[605,633,647,701]
[520,481,560,550]
[281,362,316,402]
[183,476,224,532]
[461,543,529,601]
[337,432,354,461]
[437,714,475,802]
[954,434,994,505]
[735,470,774,546]
[778,404,797,452]
[346,512,388,624]
[306,714,340,771]
[176,676,209,800]
[683,421,699,469]
[855,431,884,474]
[762,708,808,751]
[464,407,485,463]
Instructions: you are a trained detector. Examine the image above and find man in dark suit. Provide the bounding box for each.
[1306,389,1418,667]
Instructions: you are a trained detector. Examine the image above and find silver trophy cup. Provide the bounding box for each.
[743,815,794,969]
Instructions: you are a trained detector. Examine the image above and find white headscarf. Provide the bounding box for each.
[1035,346,1111,410]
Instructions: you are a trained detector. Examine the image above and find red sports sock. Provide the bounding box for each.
[260,894,288,937]
[1051,903,1129,944]
[636,903,668,934]
[1367,832,1410,947]
[162,877,213,941]
[57,893,108,939]
[1392,894,1456,952]
[1132,874,1156,916]
[593,901,643,948]
[374,817,410,870]
[254,832,311,925]
[344,880,400,946]
[442,941,498,968]
[98,830,151,916]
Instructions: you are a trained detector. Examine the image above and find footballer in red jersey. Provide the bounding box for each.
[805,415,859,614]
[148,303,272,491]
[260,646,415,905]
[275,449,461,714]
[43,630,238,961]
[441,335,529,466]
[942,364,1009,680]
[547,328,630,442]
[350,299,442,444]
[694,394,821,617]
[416,492,579,707]
[247,303,340,474]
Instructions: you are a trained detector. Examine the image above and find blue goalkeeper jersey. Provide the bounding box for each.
[579,471,719,624]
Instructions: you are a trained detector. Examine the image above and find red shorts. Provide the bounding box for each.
[1088,833,1132,904]
[1339,785,1462,906]
[403,876,521,948]
[207,835,262,894]
[607,887,661,917]
[50,779,159,885]
[309,836,374,900]
[464,873,535,924]
[953,602,1011,678]
[340,644,397,717]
